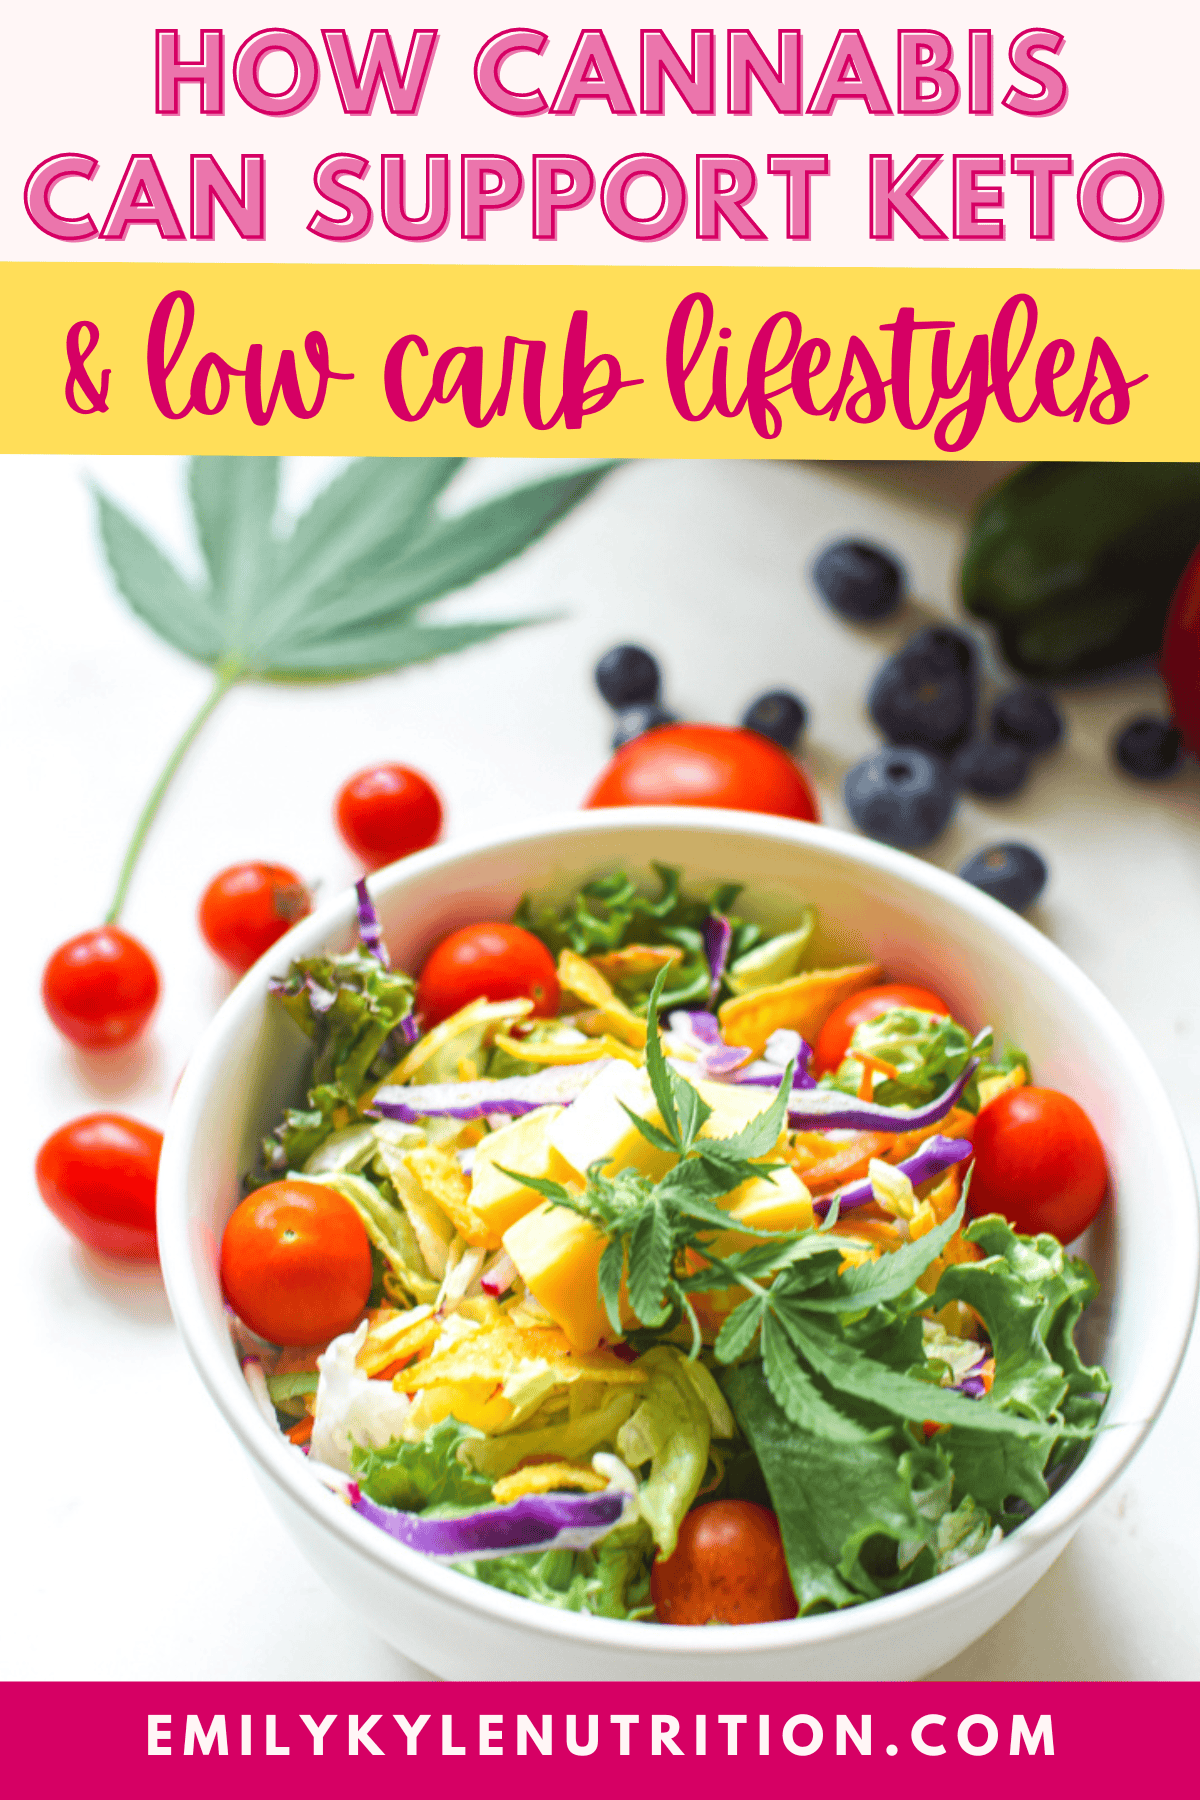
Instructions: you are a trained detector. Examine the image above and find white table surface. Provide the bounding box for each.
[5,453,1198,1681]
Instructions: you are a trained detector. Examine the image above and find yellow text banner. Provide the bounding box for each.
[4,262,1195,459]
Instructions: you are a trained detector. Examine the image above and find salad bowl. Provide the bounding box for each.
[157,808,1198,1679]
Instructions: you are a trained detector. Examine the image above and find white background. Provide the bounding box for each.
[5,2,1198,267]
[4,452,1198,1678]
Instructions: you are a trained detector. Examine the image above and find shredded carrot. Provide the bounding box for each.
[790,1131,895,1194]
[286,1416,314,1445]
[371,1354,417,1383]
[854,1053,900,1100]
[794,1109,977,1197]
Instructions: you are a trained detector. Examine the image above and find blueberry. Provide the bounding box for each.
[611,703,675,750]
[953,738,1030,798]
[595,644,660,709]
[992,687,1064,755]
[868,640,976,753]
[959,843,1048,912]
[1113,716,1184,779]
[813,541,903,622]
[844,748,957,849]
[905,624,976,677]
[741,689,808,751]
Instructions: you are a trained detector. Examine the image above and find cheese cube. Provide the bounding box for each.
[502,1202,611,1352]
[509,1064,794,1349]
[550,1062,786,1181]
[469,1106,573,1236]
[549,1062,670,1180]
[722,1164,815,1251]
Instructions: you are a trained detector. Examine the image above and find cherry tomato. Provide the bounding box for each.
[968,1086,1108,1242]
[335,764,443,869]
[813,983,952,1075]
[1162,544,1200,756]
[585,724,821,821]
[35,1113,162,1261]
[198,862,311,973]
[220,1180,374,1346]
[42,926,160,1050]
[416,922,560,1027]
[651,1501,797,1626]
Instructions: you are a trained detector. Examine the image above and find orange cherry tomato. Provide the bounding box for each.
[42,926,160,1050]
[416,922,560,1027]
[35,1113,163,1262]
[585,724,820,820]
[198,862,311,973]
[813,983,952,1075]
[968,1086,1108,1242]
[220,1180,374,1346]
[651,1501,797,1626]
[335,764,443,870]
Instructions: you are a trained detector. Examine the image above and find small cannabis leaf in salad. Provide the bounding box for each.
[500,968,802,1353]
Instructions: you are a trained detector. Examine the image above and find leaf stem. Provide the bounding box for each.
[104,662,239,924]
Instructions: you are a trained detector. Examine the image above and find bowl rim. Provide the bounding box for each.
[159,807,1199,1661]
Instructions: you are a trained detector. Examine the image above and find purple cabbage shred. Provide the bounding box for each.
[370,1061,610,1124]
[355,878,389,966]
[703,914,733,1004]
[787,1060,979,1133]
[813,1133,974,1217]
[347,1484,628,1560]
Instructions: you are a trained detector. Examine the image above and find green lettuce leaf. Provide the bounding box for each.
[974,1043,1033,1093]
[301,1121,383,1175]
[719,1204,1108,1604]
[459,1387,641,1478]
[585,1519,656,1618]
[825,1006,983,1109]
[722,1362,961,1611]
[306,1171,439,1306]
[458,1519,654,1620]
[253,948,417,1180]
[256,1082,350,1182]
[350,1418,494,1511]
[931,1426,1057,1517]
[934,1215,1111,1432]
[270,947,416,1096]
[513,863,768,1010]
[615,1346,723,1556]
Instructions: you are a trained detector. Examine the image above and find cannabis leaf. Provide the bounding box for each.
[500,968,801,1353]
[91,455,612,917]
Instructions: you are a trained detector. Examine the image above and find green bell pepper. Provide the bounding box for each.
[961,463,1200,677]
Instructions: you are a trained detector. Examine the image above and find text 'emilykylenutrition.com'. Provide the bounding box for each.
[145,1708,1055,1761]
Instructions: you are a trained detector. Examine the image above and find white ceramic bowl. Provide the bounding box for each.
[158,809,1198,1679]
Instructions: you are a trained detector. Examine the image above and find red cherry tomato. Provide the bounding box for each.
[335,764,443,870]
[813,983,952,1075]
[220,1180,374,1346]
[416,922,560,1028]
[968,1086,1108,1242]
[585,724,821,821]
[198,862,311,973]
[35,1113,162,1262]
[42,926,160,1050]
[1162,544,1200,756]
[651,1501,797,1626]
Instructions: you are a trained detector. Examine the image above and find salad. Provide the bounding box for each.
[224,865,1110,1625]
